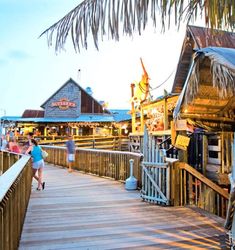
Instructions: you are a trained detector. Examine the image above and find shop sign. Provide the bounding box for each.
[51,98,76,110]
[175,119,187,131]
[175,134,190,151]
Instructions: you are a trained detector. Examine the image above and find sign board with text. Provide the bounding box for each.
[175,134,190,151]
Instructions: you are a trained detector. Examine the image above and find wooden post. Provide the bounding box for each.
[221,132,225,174]
[171,121,176,145]
[163,91,168,130]
[130,83,136,133]
[225,132,230,173]
[202,135,208,176]
[44,127,47,136]
[140,107,144,133]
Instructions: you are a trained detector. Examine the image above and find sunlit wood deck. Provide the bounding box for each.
[19,164,228,250]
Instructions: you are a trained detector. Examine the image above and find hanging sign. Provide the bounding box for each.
[51,98,76,110]
[175,119,187,131]
[175,134,190,151]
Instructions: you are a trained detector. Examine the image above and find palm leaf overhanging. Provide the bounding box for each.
[40,0,235,52]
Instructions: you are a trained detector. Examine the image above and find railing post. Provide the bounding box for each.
[3,152,10,173]
[188,175,194,205]
[166,163,170,204]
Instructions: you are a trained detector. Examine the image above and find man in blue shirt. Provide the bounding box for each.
[66,135,75,173]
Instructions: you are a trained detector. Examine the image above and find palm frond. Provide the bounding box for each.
[40,0,235,52]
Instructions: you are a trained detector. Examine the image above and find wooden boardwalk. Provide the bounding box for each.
[19,164,228,250]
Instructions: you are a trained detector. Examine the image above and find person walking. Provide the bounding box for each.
[25,138,45,191]
[23,132,34,153]
[66,135,75,173]
[8,137,21,153]
[1,135,8,151]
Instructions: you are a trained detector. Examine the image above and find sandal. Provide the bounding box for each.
[36,188,41,191]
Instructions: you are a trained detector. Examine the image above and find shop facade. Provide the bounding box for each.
[1,78,131,138]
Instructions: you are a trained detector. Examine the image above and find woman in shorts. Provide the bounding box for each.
[26,138,45,191]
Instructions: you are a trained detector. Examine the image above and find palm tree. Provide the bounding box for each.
[40,0,235,52]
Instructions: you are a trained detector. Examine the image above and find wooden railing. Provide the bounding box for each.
[42,145,229,217]
[0,153,31,250]
[0,151,22,175]
[42,145,143,187]
[170,161,229,218]
[18,135,129,151]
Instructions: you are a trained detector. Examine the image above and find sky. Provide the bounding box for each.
[0,0,204,117]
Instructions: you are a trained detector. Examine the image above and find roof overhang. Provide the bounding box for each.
[173,47,235,126]
[0,114,115,123]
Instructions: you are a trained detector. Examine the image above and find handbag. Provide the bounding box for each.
[41,150,48,159]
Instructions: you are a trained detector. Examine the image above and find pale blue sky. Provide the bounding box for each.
[0,0,203,116]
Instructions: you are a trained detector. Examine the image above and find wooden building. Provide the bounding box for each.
[129,94,179,153]
[171,25,235,185]
[130,25,235,186]
[1,78,131,137]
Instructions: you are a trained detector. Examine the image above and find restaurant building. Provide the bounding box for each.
[1,78,131,137]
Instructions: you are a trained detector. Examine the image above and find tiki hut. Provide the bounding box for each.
[173,45,235,185]
[173,47,235,124]
[172,25,235,95]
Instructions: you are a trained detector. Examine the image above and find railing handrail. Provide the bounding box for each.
[41,145,143,187]
[0,155,31,202]
[42,145,142,157]
[177,161,229,200]
[37,135,129,151]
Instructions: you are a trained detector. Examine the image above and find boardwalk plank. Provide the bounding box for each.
[19,164,228,250]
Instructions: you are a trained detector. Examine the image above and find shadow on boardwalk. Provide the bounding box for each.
[19,164,229,250]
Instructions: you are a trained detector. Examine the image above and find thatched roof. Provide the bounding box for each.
[172,25,235,94]
[173,47,235,123]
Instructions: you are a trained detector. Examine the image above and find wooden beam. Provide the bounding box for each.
[151,129,171,136]
[183,107,221,114]
[181,113,235,122]
[140,107,144,132]
[192,98,229,107]
[196,95,221,100]
[164,92,169,130]
[142,96,178,110]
